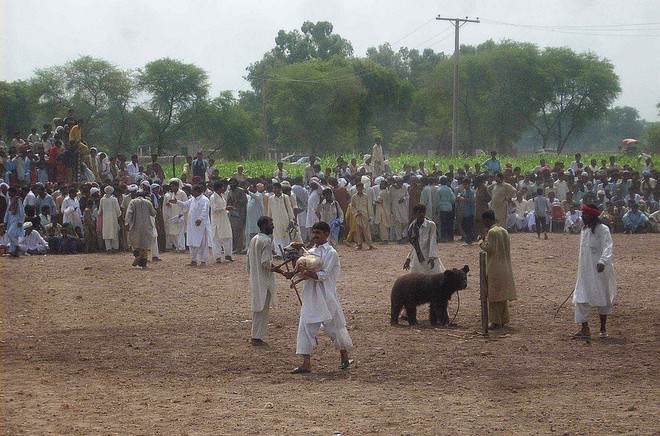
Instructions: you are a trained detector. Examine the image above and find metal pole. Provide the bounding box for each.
[262,78,268,160]
[452,21,459,158]
[436,16,479,157]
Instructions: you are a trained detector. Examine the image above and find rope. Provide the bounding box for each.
[449,291,460,325]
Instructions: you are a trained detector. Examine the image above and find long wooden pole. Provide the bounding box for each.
[479,251,489,336]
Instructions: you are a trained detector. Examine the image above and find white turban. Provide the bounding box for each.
[363,154,371,161]
[127,184,138,192]
[104,186,114,194]
[23,221,33,229]
[338,178,347,187]
[90,187,100,195]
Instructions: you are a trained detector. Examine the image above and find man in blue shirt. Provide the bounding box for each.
[459,178,476,244]
[482,151,502,175]
[436,176,456,242]
[622,202,649,233]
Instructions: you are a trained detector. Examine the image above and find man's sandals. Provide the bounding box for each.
[290,359,354,374]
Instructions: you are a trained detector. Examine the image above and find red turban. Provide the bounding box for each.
[581,204,601,218]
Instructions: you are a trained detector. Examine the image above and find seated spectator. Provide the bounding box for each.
[564,204,583,234]
[0,224,9,254]
[622,202,649,233]
[59,223,79,254]
[17,221,48,255]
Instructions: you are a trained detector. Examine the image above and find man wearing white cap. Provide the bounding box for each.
[99,186,121,251]
[61,187,82,231]
[305,178,322,239]
[267,182,295,255]
[170,184,211,266]
[18,221,48,255]
[210,181,234,263]
[372,137,384,177]
[163,179,188,252]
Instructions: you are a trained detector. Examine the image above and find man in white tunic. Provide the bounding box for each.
[99,186,121,251]
[389,177,409,242]
[61,188,82,231]
[18,222,48,254]
[286,221,354,374]
[403,204,445,274]
[247,216,278,346]
[572,204,617,339]
[267,182,295,256]
[210,181,234,263]
[163,179,188,252]
[171,184,211,266]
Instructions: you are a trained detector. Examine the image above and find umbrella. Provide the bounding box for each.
[621,138,638,146]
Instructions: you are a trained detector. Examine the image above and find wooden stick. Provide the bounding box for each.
[279,244,302,305]
[479,251,489,336]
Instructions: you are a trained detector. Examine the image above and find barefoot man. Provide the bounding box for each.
[285,221,354,374]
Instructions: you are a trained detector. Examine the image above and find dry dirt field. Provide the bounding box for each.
[1,233,659,435]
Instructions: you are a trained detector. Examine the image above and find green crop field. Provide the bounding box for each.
[164,153,657,180]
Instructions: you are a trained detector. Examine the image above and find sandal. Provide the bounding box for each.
[290,367,311,374]
[339,359,354,370]
[598,331,608,338]
[572,329,591,339]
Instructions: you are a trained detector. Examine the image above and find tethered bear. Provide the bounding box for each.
[390,265,469,326]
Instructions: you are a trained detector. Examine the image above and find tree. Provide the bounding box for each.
[30,56,134,147]
[181,91,261,159]
[137,58,209,154]
[247,21,353,90]
[0,80,35,139]
[530,47,621,154]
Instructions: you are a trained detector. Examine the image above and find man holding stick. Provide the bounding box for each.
[247,216,279,346]
[572,204,617,339]
[283,221,354,374]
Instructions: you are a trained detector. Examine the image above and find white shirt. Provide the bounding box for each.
[179,194,210,247]
[19,230,48,251]
[299,242,346,324]
[573,224,617,307]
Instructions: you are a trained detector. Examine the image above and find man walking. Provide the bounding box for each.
[286,221,354,374]
[125,191,156,268]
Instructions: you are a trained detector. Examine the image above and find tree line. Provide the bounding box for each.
[1,21,658,157]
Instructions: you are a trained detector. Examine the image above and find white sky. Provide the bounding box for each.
[2,0,659,120]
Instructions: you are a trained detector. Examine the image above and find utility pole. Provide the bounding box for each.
[436,15,479,157]
[262,77,269,160]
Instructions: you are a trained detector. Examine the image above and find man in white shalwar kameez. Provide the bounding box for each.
[404,204,445,274]
[163,179,188,252]
[572,204,617,339]
[247,216,278,346]
[389,178,409,242]
[18,221,48,254]
[99,186,121,251]
[285,221,354,374]
[171,184,211,266]
[267,182,295,256]
[210,181,234,263]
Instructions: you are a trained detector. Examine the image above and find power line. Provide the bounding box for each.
[481,19,660,36]
[390,18,436,46]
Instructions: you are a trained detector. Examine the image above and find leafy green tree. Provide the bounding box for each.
[0,80,35,139]
[642,122,660,153]
[30,56,134,147]
[181,91,261,159]
[531,47,621,154]
[137,58,209,154]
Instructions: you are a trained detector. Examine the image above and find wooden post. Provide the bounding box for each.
[479,251,489,336]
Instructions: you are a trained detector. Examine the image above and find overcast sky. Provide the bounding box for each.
[2,0,659,120]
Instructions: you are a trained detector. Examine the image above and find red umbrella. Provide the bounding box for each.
[621,138,638,146]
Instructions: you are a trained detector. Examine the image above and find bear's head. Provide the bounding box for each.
[444,265,470,293]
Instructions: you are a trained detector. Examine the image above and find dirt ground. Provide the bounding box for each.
[1,232,659,435]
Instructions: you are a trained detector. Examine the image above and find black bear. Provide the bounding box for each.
[390,265,469,326]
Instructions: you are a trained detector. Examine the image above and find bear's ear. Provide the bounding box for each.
[462,265,469,273]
